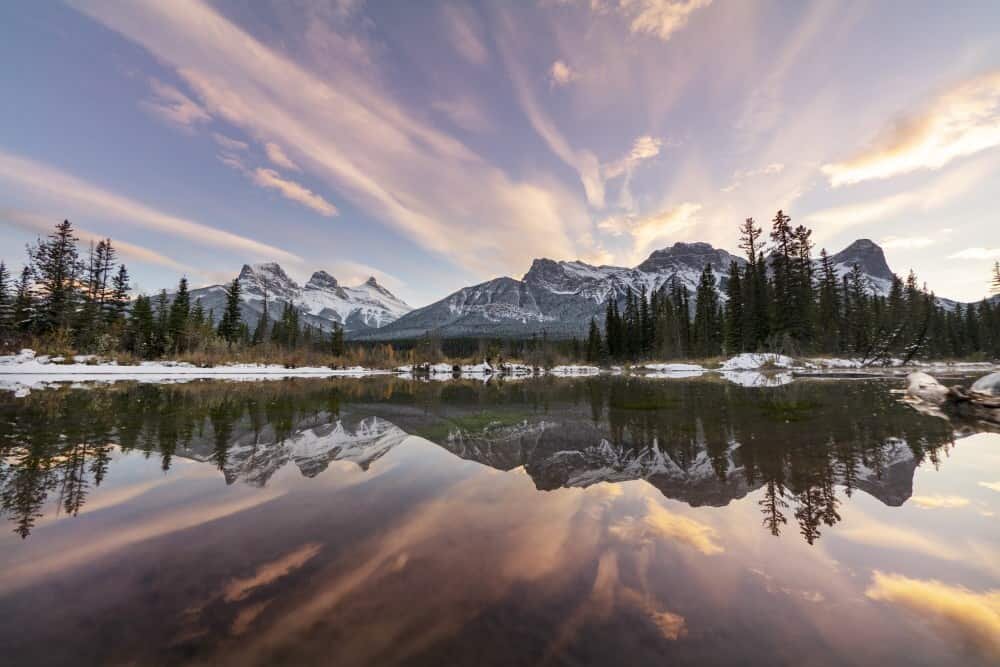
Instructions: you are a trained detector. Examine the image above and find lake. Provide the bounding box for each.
[0,375,997,666]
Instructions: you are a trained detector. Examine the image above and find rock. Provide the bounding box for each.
[971,372,1000,397]
[905,372,949,405]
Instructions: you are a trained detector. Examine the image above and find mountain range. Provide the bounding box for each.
[357,238,898,340]
[186,262,411,336]
[186,238,988,340]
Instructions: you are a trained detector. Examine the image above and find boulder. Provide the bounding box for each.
[905,372,949,405]
[970,372,1000,397]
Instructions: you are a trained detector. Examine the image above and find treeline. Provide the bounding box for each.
[587,212,1000,363]
[0,220,350,361]
[2,218,998,365]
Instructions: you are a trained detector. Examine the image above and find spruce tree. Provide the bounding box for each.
[693,264,721,357]
[109,265,130,324]
[769,210,794,338]
[217,277,242,344]
[153,289,170,356]
[126,295,155,357]
[12,267,35,334]
[816,249,841,352]
[724,261,743,353]
[168,277,191,353]
[330,322,345,357]
[586,317,603,363]
[791,224,814,345]
[0,261,11,339]
[30,220,81,333]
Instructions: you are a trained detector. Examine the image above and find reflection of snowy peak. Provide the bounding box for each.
[186,263,411,334]
[528,437,749,507]
[187,416,408,486]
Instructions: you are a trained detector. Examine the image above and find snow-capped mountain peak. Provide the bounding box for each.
[187,263,411,334]
[305,270,339,291]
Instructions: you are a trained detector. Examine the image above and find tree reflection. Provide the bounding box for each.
[0,375,963,541]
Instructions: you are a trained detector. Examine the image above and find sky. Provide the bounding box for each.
[1,0,1000,306]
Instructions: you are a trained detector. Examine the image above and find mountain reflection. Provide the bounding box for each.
[0,376,964,541]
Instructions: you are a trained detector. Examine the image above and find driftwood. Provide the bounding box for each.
[945,385,1000,423]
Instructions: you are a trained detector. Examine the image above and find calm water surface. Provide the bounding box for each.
[0,375,997,666]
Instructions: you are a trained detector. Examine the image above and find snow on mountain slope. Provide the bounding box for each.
[186,263,411,334]
[360,242,744,340]
[359,237,977,341]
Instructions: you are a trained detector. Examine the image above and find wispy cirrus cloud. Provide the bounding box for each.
[212,132,249,152]
[431,95,491,133]
[250,168,338,217]
[264,142,300,172]
[0,149,300,263]
[72,0,591,279]
[822,71,1000,187]
[0,207,204,277]
[442,4,489,65]
[140,77,210,130]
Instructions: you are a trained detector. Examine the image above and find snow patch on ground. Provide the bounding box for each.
[548,365,600,376]
[0,349,392,396]
[641,363,707,373]
[721,371,794,387]
[720,353,796,371]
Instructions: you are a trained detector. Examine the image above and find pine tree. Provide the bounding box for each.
[693,264,721,357]
[12,267,34,334]
[845,264,871,356]
[252,278,270,345]
[109,264,130,323]
[604,298,620,360]
[791,224,815,345]
[330,322,345,357]
[217,278,242,344]
[769,210,794,338]
[992,261,1000,294]
[168,277,191,353]
[724,261,743,353]
[153,289,170,356]
[29,220,81,332]
[816,249,841,352]
[586,317,603,363]
[0,261,11,339]
[126,295,155,357]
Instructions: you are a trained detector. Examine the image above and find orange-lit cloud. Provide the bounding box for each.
[865,571,1000,659]
[911,494,971,509]
[251,168,338,217]
[224,542,322,602]
[822,71,1000,186]
[609,497,722,555]
[599,202,701,262]
[616,0,714,41]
